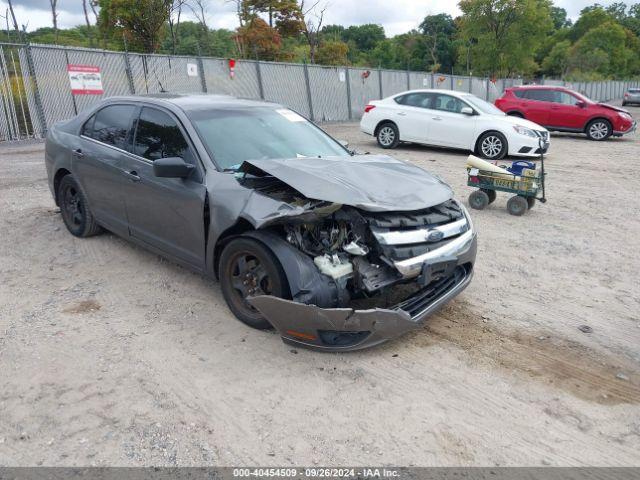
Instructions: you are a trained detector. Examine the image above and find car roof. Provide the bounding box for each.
[104,93,283,112]
[391,89,470,98]
[510,85,567,90]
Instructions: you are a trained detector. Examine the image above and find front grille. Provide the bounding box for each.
[362,200,467,263]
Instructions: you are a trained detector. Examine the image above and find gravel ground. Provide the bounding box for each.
[1,103,639,467]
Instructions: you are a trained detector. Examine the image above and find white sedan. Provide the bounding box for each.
[360,89,549,160]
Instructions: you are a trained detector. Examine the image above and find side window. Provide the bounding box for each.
[555,91,580,105]
[524,89,553,102]
[513,90,526,99]
[397,93,432,108]
[86,105,136,150]
[432,94,465,113]
[133,107,192,162]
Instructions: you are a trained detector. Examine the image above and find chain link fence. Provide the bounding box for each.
[1,41,639,142]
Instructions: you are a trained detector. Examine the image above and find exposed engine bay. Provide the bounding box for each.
[238,165,473,313]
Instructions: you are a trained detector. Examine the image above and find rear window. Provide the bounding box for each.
[629,89,640,94]
[513,90,526,98]
[523,89,555,102]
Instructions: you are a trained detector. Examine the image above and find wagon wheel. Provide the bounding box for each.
[469,190,490,210]
[481,188,497,204]
[507,195,528,216]
[526,197,536,209]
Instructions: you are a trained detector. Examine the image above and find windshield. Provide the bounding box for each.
[190,107,350,171]
[462,95,505,116]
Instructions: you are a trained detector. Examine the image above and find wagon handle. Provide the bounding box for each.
[539,137,547,203]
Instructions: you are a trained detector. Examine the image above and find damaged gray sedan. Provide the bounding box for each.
[45,94,477,351]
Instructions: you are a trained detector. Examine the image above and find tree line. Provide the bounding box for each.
[1,0,640,80]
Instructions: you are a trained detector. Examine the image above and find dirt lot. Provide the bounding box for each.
[1,104,639,467]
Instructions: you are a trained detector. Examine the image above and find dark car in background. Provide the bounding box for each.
[44,94,477,351]
[495,85,636,141]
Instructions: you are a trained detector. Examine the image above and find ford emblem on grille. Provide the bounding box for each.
[426,229,444,242]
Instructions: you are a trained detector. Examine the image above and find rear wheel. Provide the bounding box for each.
[469,190,490,210]
[219,238,290,330]
[376,122,400,149]
[477,131,508,160]
[526,197,536,209]
[481,188,497,204]
[507,195,528,216]
[586,119,612,141]
[57,175,102,237]
[507,112,524,118]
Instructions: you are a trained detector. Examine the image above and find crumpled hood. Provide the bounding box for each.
[597,103,630,114]
[240,155,453,212]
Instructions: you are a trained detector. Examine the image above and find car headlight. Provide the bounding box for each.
[513,125,538,138]
[456,200,474,233]
[619,112,632,120]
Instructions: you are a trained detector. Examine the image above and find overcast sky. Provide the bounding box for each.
[0,0,629,36]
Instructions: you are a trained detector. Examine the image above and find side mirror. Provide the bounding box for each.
[576,101,586,108]
[153,157,194,178]
[461,107,474,116]
[339,139,350,149]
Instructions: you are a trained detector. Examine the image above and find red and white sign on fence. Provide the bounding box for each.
[67,64,104,95]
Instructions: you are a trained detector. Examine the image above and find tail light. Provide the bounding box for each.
[625,93,629,98]
[364,104,376,113]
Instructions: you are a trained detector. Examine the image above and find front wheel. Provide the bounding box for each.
[469,190,490,210]
[477,132,508,160]
[57,175,102,237]
[376,122,400,149]
[219,238,290,330]
[586,119,612,141]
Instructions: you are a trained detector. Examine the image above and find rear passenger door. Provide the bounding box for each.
[392,92,434,142]
[522,89,553,126]
[77,104,137,235]
[122,106,207,269]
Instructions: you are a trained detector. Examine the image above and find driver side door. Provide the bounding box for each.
[121,106,207,270]
[425,93,477,148]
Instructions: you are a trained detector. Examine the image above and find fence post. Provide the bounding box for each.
[450,75,454,90]
[24,45,48,137]
[345,67,352,121]
[303,61,314,121]
[196,46,207,93]
[485,77,490,101]
[406,68,410,90]
[430,73,434,89]
[378,68,383,99]
[123,50,136,94]
[255,61,265,100]
[468,76,472,93]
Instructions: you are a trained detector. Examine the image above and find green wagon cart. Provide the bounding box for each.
[467,147,546,216]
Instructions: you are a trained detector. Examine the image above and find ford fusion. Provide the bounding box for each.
[45,94,477,351]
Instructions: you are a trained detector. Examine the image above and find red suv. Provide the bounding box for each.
[495,86,636,141]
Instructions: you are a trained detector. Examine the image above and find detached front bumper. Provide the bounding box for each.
[248,232,477,352]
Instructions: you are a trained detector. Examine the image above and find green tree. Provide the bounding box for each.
[550,6,571,29]
[419,14,456,72]
[342,24,385,52]
[541,39,571,77]
[458,0,553,77]
[570,21,628,76]
[98,0,173,52]
[315,40,349,65]
[570,6,615,41]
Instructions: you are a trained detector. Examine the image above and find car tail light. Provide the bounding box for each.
[364,104,376,113]
[625,93,629,98]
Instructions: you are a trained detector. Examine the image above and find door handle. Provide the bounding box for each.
[432,117,442,121]
[397,112,407,116]
[125,170,141,182]
[72,148,84,158]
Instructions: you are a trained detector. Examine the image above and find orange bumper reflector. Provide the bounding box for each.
[285,330,317,341]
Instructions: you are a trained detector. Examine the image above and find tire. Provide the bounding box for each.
[586,119,612,141]
[477,131,508,160]
[507,112,524,118]
[469,190,490,210]
[481,188,497,204]
[57,175,102,237]
[526,197,536,209]
[219,237,290,330]
[507,195,528,216]
[622,102,627,106]
[376,122,400,149]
